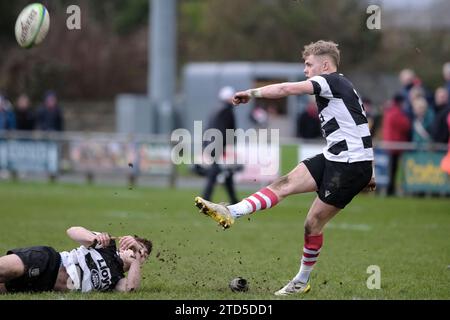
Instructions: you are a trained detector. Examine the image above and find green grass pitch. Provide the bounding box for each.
[0,181,449,300]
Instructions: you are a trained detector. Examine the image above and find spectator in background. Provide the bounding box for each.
[362,97,381,137]
[399,69,433,121]
[296,98,321,139]
[266,104,279,117]
[408,85,426,104]
[14,94,35,131]
[0,94,16,131]
[382,93,411,196]
[411,97,434,146]
[399,69,417,120]
[36,91,64,131]
[249,104,269,129]
[440,112,450,175]
[442,62,450,97]
[201,86,239,205]
[431,87,450,144]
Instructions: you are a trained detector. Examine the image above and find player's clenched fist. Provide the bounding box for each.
[119,235,141,252]
[232,91,251,105]
[94,232,111,247]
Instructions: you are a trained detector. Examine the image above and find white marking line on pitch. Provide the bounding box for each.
[104,211,154,219]
[326,222,371,231]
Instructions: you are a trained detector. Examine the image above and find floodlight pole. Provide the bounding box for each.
[148,0,177,134]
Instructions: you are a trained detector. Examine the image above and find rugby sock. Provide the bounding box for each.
[227,187,279,218]
[293,234,323,284]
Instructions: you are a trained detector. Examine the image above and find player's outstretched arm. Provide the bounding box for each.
[232,80,315,106]
[66,226,111,248]
[115,251,145,292]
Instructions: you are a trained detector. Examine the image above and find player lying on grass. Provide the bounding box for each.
[194,40,376,296]
[0,226,152,294]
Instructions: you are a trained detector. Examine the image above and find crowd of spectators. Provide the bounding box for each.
[0,90,64,132]
[381,63,450,194]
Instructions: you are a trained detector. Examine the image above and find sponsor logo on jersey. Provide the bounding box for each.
[29,267,40,277]
[91,269,101,290]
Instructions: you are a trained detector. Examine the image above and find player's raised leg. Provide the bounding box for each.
[195,162,317,229]
[275,197,340,296]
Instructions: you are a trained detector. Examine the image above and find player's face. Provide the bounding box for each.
[132,240,149,260]
[138,246,149,260]
[303,55,326,79]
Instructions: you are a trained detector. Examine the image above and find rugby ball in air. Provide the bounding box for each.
[15,3,50,48]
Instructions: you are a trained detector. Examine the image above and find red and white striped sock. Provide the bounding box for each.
[227,187,279,218]
[293,234,323,284]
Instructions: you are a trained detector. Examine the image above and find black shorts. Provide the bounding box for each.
[303,154,372,209]
[5,246,61,293]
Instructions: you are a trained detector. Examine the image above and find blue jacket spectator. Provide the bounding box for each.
[0,95,16,131]
[35,91,64,131]
[14,94,35,131]
[399,69,416,120]
[399,69,433,122]
[431,87,450,143]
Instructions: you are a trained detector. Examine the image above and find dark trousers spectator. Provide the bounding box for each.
[202,163,239,205]
[387,153,401,196]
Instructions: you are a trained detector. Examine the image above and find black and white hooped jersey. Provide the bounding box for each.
[60,241,124,292]
[308,72,374,163]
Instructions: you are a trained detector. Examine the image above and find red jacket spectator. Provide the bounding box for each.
[440,112,450,174]
[382,95,411,155]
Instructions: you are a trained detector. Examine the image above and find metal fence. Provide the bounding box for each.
[0,131,176,187]
[0,131,449,196]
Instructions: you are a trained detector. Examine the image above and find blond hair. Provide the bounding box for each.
[302,40,340,67]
